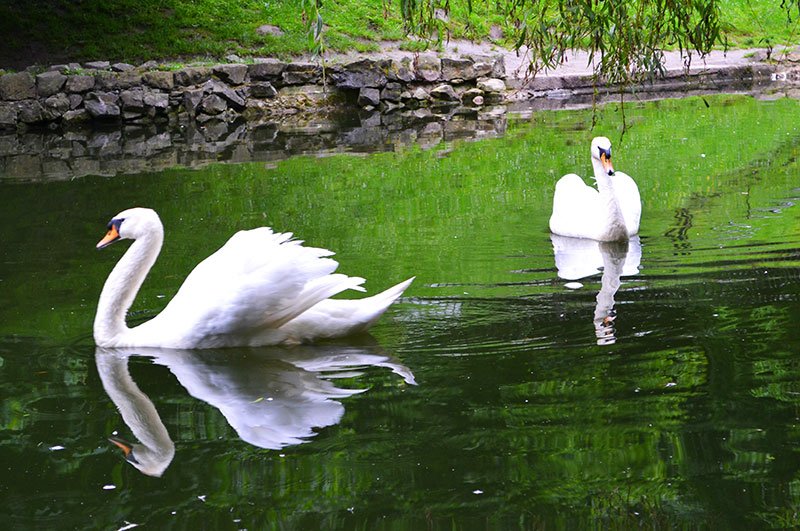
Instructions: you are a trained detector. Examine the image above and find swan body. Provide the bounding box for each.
[549,136,641,241]
[94,208,414,349]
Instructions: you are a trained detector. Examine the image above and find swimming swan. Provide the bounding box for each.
[549,136,641,241]
[94,207,414,348]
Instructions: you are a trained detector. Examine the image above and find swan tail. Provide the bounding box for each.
[279,277,415,342]
[366,276,415,309]
[328,276,415,331]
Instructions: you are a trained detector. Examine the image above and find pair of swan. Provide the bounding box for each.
[93,137,638,349]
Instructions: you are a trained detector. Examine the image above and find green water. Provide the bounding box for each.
[1,95,800,528]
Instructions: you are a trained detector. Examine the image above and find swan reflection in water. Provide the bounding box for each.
[551,234,642,345]
[95,343,416,477]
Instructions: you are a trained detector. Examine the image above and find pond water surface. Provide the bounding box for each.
[1,95,800,529]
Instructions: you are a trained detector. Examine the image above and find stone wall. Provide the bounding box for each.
[0,54,507,131]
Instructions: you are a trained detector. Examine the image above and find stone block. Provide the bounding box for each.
[111,62,135,72]
[203,79,245,109]
[380,82,403,102]
[415,54,441,82]
[430,83,460,102]
[68,94,83,109]
[441,58,473,81]
[250,82,277,99]
[84,92,121,119]
[331,59,387,89]
[249,59,287,81]
[357,87,381,107]
[36,71,67,97]
[182,89,204,115]
[0,102,17,129]
[462,87,485,105]
[387,57,416,83]
[17,100,45,123]
[66,75,95,93]
[143,91,169,111]
[174,67,212,87]
[93,72,121,91]
[43,93,70,120]
[143,71,175,90]
[281,63,321,85]
[84,61,111,70]
[62,108,90,125]
[213,64,248,85]
[477,78,506,92]
[120,89,145,112]
[0,72,36,101]
[200,94,227,115]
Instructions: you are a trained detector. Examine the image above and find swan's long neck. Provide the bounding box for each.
[94,228,163,346]
[592,157,627,241]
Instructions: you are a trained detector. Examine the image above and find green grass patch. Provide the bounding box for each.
[0,1,798,68]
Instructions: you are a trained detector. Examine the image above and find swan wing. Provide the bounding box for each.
[549,174,603,238]
[612,171,641,235]
[141,228,365,347]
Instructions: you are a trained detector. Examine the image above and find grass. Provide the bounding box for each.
[720,0,800,49]
[0,1,798,69]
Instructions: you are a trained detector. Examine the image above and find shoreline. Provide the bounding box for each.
[1,44,798,133]
[2,44,800,181]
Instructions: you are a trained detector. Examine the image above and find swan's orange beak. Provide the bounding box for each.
[108,436,133,457]
[97,225,120,249]
[600,152,615,176]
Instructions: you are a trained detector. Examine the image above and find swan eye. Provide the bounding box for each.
[598,147,611,160]
[106,218,124,231]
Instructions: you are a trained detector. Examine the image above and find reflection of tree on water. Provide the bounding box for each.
[664,207,693,254]
[551,235,641,345]
[95,343,415,477]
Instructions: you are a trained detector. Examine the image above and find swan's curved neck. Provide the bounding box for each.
[592,157,627,240]
[94,228,163,346]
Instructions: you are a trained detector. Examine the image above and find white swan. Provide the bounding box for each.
[549,136,641,241]
[94,208,414,348]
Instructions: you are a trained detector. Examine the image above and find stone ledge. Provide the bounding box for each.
[0,54,507,131]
